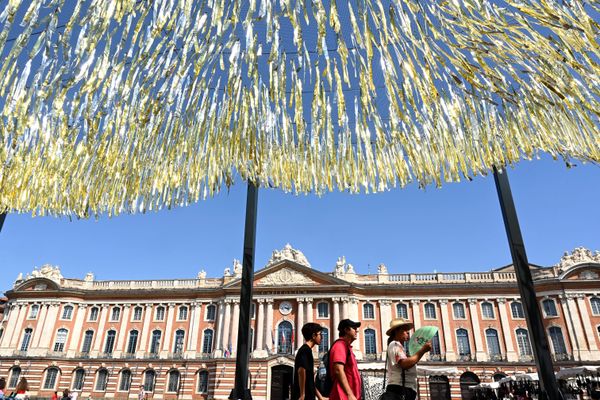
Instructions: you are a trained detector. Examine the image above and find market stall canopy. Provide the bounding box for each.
[0,0,599,217]
[556,366,600,380]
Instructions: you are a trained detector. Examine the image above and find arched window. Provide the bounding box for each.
[277,321,293,354]
[155,306,165,320]
[319,328,329,353]
[143,370,155,392]
[485,329,501,359]
[54,328,68,352]
[364,329,377,355]
[62,305,74,320]
[20,328,33,351]
[95,369,108,391]
[396,303,408,319]
[119,370,131,391]
[104,330,116,354]
[429,375,450,400]
[363,304,375,319]
[89,307,99,321]
[456,329,471,358]
[126,330,138,355]
[81,330,94,353]
[481,302,495,319]
[424,303,436,319]
[549,326,567,358]
[197,371,209,393]
[150,330,162,355]
[29,305,39,319]
[43,367,60,390]
[511,302,524,319]
[178,306,188,320]
[133,306,143,321]
[542,299,558,317]
[202,329,213,354]
[167,370,180,392]
[111,307,121,321]
[317,302,329,318]
[174,330,185,354]
[8,367,21,388]
[205,304,216,321]
[72,368,85,391]
[459,372,480,400]
[516,329,533,358]
[591,297,600,315]
[453,303,465,319]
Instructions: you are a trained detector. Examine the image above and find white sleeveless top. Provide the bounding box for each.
[386,340,417,392]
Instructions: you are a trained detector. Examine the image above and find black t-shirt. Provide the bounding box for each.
[292,344,315,400]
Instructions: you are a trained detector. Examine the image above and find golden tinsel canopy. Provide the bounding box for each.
[0,0,599,216]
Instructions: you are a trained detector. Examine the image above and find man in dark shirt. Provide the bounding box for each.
[292,322,325,400]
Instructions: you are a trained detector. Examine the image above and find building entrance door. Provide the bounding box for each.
[429,375,451,400]
[270,365,293,400]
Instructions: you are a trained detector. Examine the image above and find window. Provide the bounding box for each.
[73,368,85,390]
[363,303,375,319]
[481,302,495,319]
[516,329,533,357]
[81,330,94,353]
[424,303,436,319]
[143,370,155,391]
[317,302,329,318]
[54,328,68,352]
[111,307,121,321]
[396,303,408,319]
[202,329,213,354]
[44,368,59,390]
[119,370,131,391]
[174,330,185,354]
[150,330,162,354]
[542,299,558,317]
[430,332,441,356]
[104,330,116,354]
[277,321,293,354]
[453,303,465,319]
[155,306,165,321]
[62,305,74,320]
[319,328,329,353]
[29,305,39,319]
[8,367,21,388]
[197,371,209,393]
[167,370,180,392]
[20,328,33,351]
[206,304,216,321]
[89,307,99,321]
[133,306,143,321]
[456,329,471,357]
[511,302,524,319]
[591,297,600,315]
[95,369,108,391]
[549,326,567,356]
[126,330,139,354]
[364,329,377,355]
[486,329,501,358]
[178,306,188,320]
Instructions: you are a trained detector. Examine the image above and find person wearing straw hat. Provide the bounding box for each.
[383,318,431,400]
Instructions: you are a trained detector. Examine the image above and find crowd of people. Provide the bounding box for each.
[0,376,31,399]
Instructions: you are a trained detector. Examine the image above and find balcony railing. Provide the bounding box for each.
[12,350,28,357]
[427,353,446,362]
[97,352,114,359]
[363,353,381,361]
[76,351,91,358]
[197,353,212,360]
[457,354,472,362]
[121,352,137,359]
[553,353,572,361]
[488,354,507,362]
[144,352,161,359]
[519,355,534,362]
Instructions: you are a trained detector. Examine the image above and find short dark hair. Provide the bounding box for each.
[301,322,323,341]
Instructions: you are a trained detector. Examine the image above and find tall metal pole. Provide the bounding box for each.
[230,181,258,400]
[0,213,7,232]
[493,166,563,400]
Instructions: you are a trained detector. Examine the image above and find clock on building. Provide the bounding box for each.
[279,301,293,315]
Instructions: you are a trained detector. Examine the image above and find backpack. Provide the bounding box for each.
[315,340,349,397]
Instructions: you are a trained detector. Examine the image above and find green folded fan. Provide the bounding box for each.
[408,326,438,356]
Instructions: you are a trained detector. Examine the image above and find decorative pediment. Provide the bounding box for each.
[556,247,600,271]
[267,244,311,268]
[256,267,317,286]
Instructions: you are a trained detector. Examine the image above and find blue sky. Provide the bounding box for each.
[1,154,598,292]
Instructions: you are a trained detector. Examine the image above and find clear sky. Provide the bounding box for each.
[1,154,599,293]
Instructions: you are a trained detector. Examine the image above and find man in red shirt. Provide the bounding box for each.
[329,319,362,400]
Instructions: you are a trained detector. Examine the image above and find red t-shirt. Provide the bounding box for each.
[328,339,361,400]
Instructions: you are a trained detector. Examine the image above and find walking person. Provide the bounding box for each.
[0,378,6,399]
[51,391,58,400]
[15,378,29,400]
[137,385,146,400]
[61,389,70,400]
[292,323,325,400]
[384,318,432,400]
[329,319,362,400]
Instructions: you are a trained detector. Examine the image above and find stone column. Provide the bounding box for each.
[5,304,26,349]
[306,299,314,323]
[332,298,341,340]
[349,298,361,358]
[559,295,579,360]
[297,299,305,349]
[138,304,153,355]
[379,300,392,358]
[265,299,274,354]
[253,299,266,357]
[32,303,50,348]
[576,294,598,359]
[187,302,201,355]
[221,300,232,351]
[38,302,61,351]
[161,303,176,355]
[439,300,456,361]
[497,298,517,362]
[92,305,109,355]
[468,299,487,361]
[411,300,421,327]
[342,298,349,319]
[230,301,240,355]
[565,294,589,360]
[114,304,131,357]
[67,304,88,356]
[214,300,225,357]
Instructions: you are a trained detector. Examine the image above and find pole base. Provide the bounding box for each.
[229,388,252,400]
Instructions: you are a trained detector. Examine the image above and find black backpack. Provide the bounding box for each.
[315,340,349,397]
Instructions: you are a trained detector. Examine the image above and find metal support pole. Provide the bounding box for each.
[230,181,258,400]
[493,166,563,400]
[0,213,6,233]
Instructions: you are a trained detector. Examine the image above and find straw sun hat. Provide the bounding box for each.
[386,318,415,336]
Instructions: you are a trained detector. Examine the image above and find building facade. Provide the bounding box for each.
[1,245,600,400]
